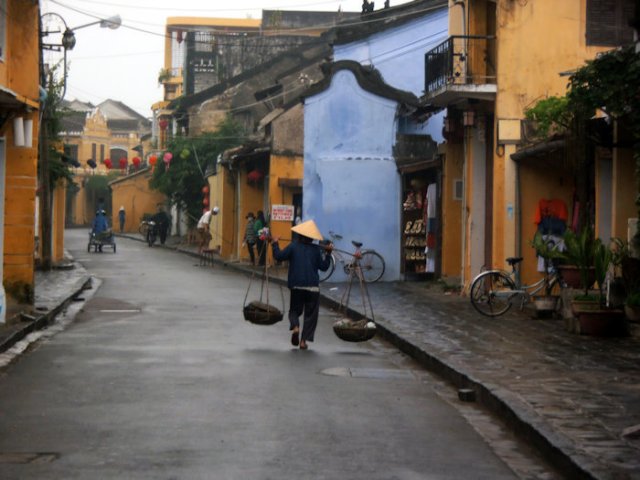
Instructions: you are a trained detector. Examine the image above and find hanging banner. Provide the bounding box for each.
[271,204,294,222]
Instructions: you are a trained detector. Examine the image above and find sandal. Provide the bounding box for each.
[291,328,300,346]
[299,340,308,350]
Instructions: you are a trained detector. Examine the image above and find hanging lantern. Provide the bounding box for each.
[180,148,190,159]
[119,158,127,170]
[149,155,158,166]
[202,185,210,194]
[159,119,168,131]
[132,156,141,168]
[87,159,97,169]
[247,169,264,185]
[104,158,112,169]
[163,152,173,163]
[203,197,209,207]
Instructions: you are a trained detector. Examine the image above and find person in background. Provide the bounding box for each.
[92,209,110,252]
[153,207,171,245]
[118,206,126,233]
[197,207,219,253]
[270,220,332,350]
[243,212,257,265]
[254,210,267,266]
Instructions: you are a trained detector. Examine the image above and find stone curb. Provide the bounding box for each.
[121,234,602,478]
[0,266,92,355]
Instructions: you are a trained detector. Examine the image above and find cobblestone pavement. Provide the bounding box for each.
[4,233,640,479]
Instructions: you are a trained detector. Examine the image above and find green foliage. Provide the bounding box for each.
[563,226,596,296]
[149,116,246,226]
[524,96,571,139]
[626,291,640,307]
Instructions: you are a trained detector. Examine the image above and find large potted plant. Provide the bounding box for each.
[530,232,564,317]
[572,237,627,336]
[562,226,595,295]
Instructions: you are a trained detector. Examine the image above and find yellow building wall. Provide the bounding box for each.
[442,0,616,288]
[209,168,237,258]
[52,181,67,263]
[441,147,463,279]
[110,169,166,233]
[2,1,41,292]
[268,154,303,252]
[612,148,636,241]
[236,170,265,261]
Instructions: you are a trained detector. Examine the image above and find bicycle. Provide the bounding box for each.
[319,231,385,283]
[469,256,565,317]
[138,218,151,238]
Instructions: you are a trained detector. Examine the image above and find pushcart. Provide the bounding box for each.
[88,228,116,253]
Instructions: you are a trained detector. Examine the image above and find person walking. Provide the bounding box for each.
[254,210,267,266]
[270,220,332,350]
[118,206,126,233]
[243,212,257,265]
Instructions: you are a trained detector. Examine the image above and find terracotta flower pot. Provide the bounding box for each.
[624,304,640,323]
[576,308,627,336]
[558,265,594,290]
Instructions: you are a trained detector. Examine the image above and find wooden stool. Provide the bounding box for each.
[200,248,215,266]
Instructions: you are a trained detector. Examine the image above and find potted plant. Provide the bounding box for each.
[562,226,596,296]
[530,232,564,317]
[571,236,626,336]
[625,292,640,322]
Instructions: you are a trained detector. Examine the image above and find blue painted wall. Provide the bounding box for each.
[304,8,448,281]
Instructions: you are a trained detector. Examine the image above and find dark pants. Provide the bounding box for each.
[256,238,266,266]
[247,241,256,265]
[289,289,320,342]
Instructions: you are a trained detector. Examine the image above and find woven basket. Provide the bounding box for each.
[333,319,376,342]
[243,300,283,325]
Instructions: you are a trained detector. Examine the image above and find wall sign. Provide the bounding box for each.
[271,204,294,222]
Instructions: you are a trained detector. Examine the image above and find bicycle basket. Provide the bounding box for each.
[332,318,376,342]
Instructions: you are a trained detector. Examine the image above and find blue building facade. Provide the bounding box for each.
[303,5,448,281]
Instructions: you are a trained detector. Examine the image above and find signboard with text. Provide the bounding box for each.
[271,204,294,222]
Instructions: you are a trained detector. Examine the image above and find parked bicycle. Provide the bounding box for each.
[319,231,385,283]
[139,218,151,238]
[469,256,565,317]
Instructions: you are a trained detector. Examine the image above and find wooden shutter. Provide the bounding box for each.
[586,0,635,46]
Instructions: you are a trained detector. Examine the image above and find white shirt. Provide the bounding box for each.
[197,211,212,230]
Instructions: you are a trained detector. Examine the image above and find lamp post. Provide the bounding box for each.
[39,12,120,269]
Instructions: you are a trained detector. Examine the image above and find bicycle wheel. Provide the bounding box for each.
[470,271,516,317]
[359,250,385,283]
[139,222,148,237]
[319,253,336,282]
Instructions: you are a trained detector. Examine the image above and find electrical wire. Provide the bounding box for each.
[59,0,345,13]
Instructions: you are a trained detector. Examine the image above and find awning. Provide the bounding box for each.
[511,139,566,162]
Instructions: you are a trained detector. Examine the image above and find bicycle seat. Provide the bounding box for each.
[351,241,363,248]
[505,257,523,266]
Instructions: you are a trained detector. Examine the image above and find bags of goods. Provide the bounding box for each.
[243,300,283,325]
[332,318,376,342]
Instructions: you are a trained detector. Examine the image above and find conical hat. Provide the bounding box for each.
[291,219,323,241]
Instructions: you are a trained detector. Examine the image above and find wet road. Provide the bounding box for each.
[0,230,520,479]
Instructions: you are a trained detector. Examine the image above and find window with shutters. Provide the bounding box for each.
[586,0,635,46]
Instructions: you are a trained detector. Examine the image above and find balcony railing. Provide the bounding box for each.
[425,35,496,96]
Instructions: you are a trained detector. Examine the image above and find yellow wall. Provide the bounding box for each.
[209,168,237,257]
[2,1,41,292]
[236,169,265,260]
[612,148,636,241]
[441,147,463,279]
[491,0,610,277]
[52,180,66,263]
[268,154,303,250]
[110,169,166,233]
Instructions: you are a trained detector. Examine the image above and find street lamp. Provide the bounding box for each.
[38,12,121,270]
[41,13,122,100]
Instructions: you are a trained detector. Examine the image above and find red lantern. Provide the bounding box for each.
[132,156,141,168]
[119,158,127,170]
[149,155,157,166]
[163,152,173,163]
[104,158,112,169]
[247,169,264,184]
[203,197,209,207]
[159,119,168,131]
[202,185,210,194]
